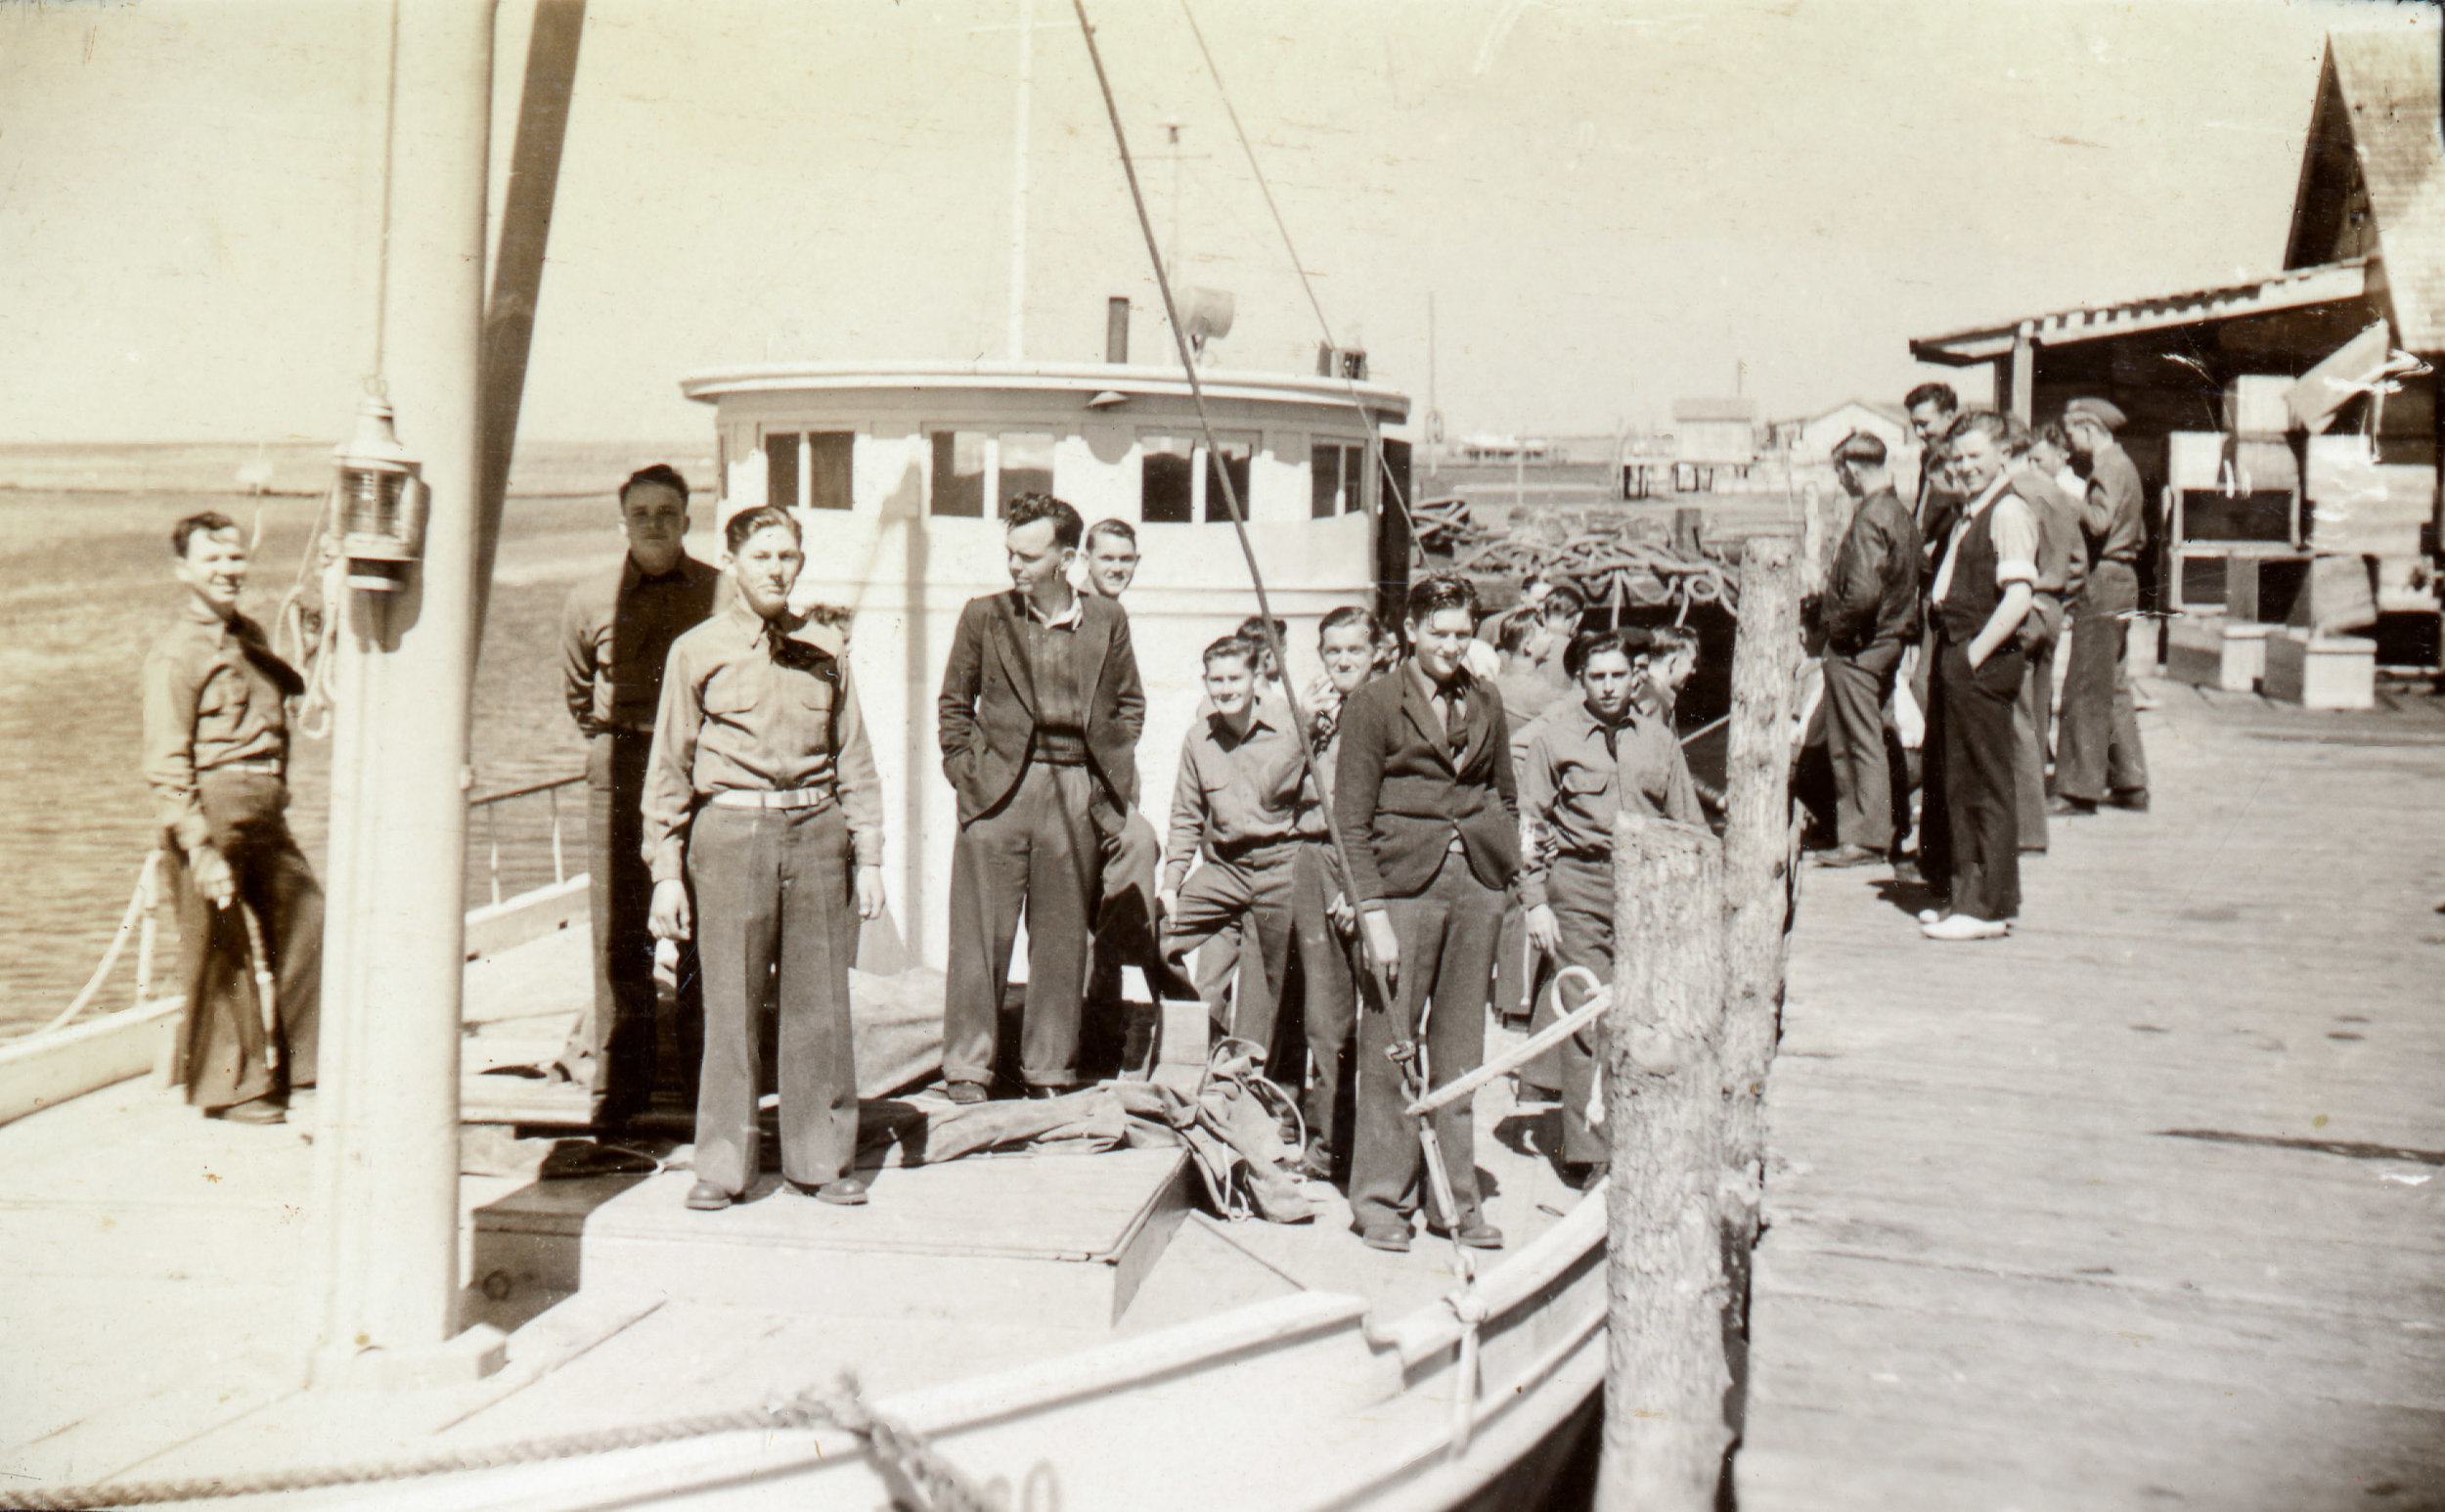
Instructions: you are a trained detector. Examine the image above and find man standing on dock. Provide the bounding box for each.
[2052,397,2152,817]
[556,465,720,1134]
[1337,574,1517,1253]
[938,494,1145,1101]
[1519,628,1702,1188]
[144,511,320,1126]
[1814,432,1921,868]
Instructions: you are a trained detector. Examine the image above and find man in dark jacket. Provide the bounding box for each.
[937,493,1145,1101]
[1815,432,1922,867]
[1336,574,1518,1253]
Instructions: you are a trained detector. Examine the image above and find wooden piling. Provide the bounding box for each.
[1720,535,1802,1212]
[1600,816,1732,1512]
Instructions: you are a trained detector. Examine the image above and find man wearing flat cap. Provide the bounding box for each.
[1813,431,1921,867]
[2053,398,2151,816]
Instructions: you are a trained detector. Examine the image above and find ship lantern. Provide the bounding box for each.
[333,393,426,592]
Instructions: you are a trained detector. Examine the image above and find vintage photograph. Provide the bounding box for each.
[2,1,2439,1507]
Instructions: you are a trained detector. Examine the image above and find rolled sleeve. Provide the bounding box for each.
[1990,495,2039,587]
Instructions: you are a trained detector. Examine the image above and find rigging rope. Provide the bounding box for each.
[24,853,162,1038]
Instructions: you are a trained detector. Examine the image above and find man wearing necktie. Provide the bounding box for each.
[1335,574,1520,1253]
[144,511,321,1125]
[644,506,887,1210]
[1518,628,1703,1187]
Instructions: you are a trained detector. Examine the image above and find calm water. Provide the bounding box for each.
[0,487,628,1030]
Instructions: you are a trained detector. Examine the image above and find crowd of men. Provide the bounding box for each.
[145,466,1717,1251]
[1812,381,2153,939]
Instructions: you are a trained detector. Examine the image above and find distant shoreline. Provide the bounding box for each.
[0,438,718,500]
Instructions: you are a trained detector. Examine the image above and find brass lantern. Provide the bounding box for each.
[334,393,425,592]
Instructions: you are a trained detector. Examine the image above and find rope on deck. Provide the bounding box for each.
[0,1375,1010,1512]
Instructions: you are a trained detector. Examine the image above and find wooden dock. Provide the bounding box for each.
[1739,680,2445,1508]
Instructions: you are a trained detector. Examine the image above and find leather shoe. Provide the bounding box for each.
[813,1176,869,1206]
[942,1081,990,1106]
[2047,795,2098,817]
[1920,912,2008,941]
[685,1180,732,1211]
[2110,788,2151,812]
[1357,1223,1412,1253]
[1814,844,1884,868]
[1292,1141,1335,1181]
[1429,1220,1505,1249]
[211,1097,285,1126]
[1563,1160,1610,1192]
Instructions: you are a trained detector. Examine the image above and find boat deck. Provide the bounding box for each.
[2,936,1589,1496]
[1739,679,2445,1509]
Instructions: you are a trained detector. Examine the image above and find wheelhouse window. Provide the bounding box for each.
[1141,435,1195,523]
[931,429,1058,517]
[1311,440,1366,517]
[1202,435,1255,523]
[766,431,854,511]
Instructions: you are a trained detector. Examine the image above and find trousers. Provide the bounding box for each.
[1351,849,1497,1233]
[1823,638,1908,854]
[688,804,859,1195]
[562,733,702,1123]
[1924,638,2025,921]
[1289,841,1357,1155]
[167,772,322,1110]
[2055,560,2150,803]
[1161,844,1296,1058]
[2011,638,2058,851]
[944,760,1101,1088]
[1542,853,1615,1165]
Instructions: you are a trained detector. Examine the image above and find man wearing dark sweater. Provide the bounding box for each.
[1334,574,1519,1253]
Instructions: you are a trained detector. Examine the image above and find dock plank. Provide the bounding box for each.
[1738,683,2445,1509]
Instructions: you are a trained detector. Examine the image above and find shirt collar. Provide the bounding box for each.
[622,552,704,588]
[1409,659,1469,706]
[1021,588,1084,629]
[1962,471,2011,520]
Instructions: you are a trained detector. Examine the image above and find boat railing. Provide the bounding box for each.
[467,773,585,911]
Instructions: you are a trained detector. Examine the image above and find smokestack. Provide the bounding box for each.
[1106,297,1130,364]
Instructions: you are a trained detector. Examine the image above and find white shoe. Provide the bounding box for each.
[1915,908,1943,926]
[1920,912,2008,941]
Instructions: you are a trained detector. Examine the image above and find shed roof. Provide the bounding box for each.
[2303,29,2445,350]
[1806,399,1909,427]
[1908,260,2370,367]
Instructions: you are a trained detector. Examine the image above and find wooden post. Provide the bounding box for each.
[1600,816,1732,1512]
[1721,536,1802,1209]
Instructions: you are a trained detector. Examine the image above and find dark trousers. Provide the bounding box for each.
[688,804,859,1195]
[1290,841,1356,1153]
[563,733,702,1123]
[1351,849,1498,1233]
[1082,810,1164,1077]
[1162,844,1297,1056]
[167,773,321,1110]
[1543,853,1615,1165]
[944,761,1100,1088]
[2012,638,2058,850]
[1924,638,2025,921]
[2055,560,2150,803]
[1823,639,1908,854]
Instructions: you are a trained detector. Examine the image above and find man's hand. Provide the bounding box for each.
[1360,907,1399,987]
[648,879,691,941]
[1157,887,1179,922]
[189,844,236,910]
[1327,890,1356,936]
[1525,902,1561,956]
[855,866,886,921]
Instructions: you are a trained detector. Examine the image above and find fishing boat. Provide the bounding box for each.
[2,4,1619,1508]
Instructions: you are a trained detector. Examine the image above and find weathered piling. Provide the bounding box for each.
[1719,535,1802,1213]
[1599,816,1732,1512]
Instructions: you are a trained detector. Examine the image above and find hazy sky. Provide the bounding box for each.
[0,0,2428,446]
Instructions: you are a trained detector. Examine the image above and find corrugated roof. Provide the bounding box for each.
[1909,261,2369,366]
[1672,397,1756,422]
[2325,29,2445,350]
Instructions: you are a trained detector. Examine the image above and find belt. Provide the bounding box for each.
[1214,834,1299,864]
[707,786,835,813]
[201,760,284,778]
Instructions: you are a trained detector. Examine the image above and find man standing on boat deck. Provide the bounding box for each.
[939,494,1146,1102]
[1287,605,1379,1179]
[2052,397,2153,818]
[645,506,886,1210]
[556,464,720,1134]
[1337,574,1517,1253]
[144,511,320,1125]
[1519,628,1702,1188]
[1813,431,1921,868]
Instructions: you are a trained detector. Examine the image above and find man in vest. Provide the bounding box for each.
[2052,397,2152,816]
[1920,411,2039,941]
